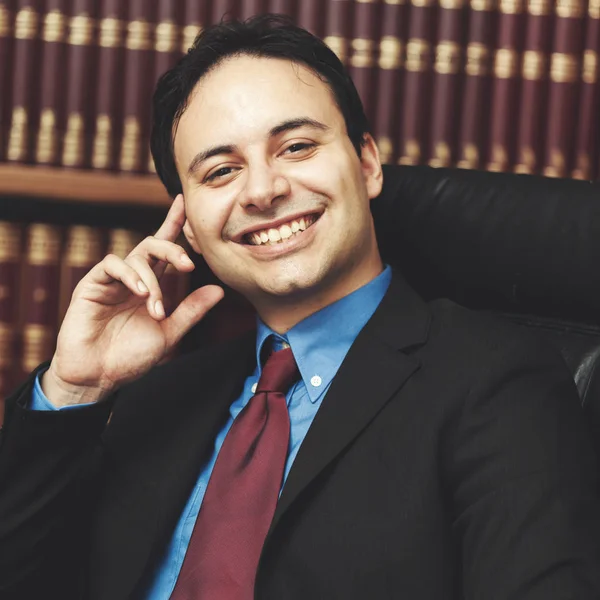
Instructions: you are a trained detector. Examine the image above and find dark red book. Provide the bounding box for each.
[571,2,600,180]
[106,228,142,259]
[323,0,354,66]
[513,0,554,174]
[456,0,495,170]
[119,0,156,173]
[6,0,42,164]
[91,0,126,170]
[19,224,61,380]
[180,0,207,56]
[486,0,526,172]
[542,0,586,177]
[239,0,267,20]
[373,0,408,164]
[0,1,16,161]
[348,0,382,130]
[210,0,239,24]
[35,0,69,165]
[296,0,323,37]
[397,0,437,166]
[267,0,295,17]
[61,0,98,168]
[428,0,469,168]
[0,222,22,406]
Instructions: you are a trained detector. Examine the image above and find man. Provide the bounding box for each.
[1,14,599,600]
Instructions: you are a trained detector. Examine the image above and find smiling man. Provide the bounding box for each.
[1,15,600,600]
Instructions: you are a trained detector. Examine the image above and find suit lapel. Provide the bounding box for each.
[269,274,431,534]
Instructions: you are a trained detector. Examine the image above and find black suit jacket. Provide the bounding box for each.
[1,273,600,599]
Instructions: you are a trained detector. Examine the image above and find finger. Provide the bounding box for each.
[82,254,151,300]
[154,193,186,242]
[161,285,225,347]
[133,237,195,273]
[126,254,167,319]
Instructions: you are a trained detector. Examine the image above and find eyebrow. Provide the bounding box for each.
[186,117,330,177]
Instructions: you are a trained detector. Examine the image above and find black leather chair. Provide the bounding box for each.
[372,164,600,454]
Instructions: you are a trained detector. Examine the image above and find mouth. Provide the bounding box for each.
[241,213,322,246]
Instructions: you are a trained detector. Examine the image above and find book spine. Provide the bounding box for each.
[513,0,554,174]
[324,0,354,66]
[486,0,526,172]
[0,1,15,161]
[148,0,182,173]
[59,226,104,323]
[572,0,600,180]
[267,0,295,16]
[180,0,206,56]
[428,0,468,168]
[239,0,267,20]
[296,0,323,37]
[61,0,97,168]
[35,0,69,166]
[0,222,22,403]
[210,0,239,24]
[6,0,41,164]
[373,0,408,164]
[397,0,437,165]
[348,0,382,130]
[106,228,143,259]
[542,0,586,177]
[119,0,156,173]
[91,0,126,171]
[20,224,61,378]
[456,0,495,170]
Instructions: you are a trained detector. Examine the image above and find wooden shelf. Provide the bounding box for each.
[0,164,171,207]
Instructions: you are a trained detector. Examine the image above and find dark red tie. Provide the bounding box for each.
[170,346,299,600]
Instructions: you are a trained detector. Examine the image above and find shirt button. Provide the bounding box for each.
[310,375,322,388]
[251,383,257,393]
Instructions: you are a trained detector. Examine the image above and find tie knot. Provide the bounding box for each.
[256,346,299,394]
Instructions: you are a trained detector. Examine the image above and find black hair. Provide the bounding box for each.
[150,14,371,198]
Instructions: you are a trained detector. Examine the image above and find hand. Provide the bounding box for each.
[42,194,224,407]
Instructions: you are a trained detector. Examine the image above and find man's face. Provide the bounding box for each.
[174,55,383,313]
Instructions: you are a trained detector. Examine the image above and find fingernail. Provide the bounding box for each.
[155,300,165,317]
[137,281,149,293]
[180,254,193,265]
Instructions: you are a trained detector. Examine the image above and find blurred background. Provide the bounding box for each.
[0,0,599,399]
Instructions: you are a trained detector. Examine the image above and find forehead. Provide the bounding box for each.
[174,55,344,153]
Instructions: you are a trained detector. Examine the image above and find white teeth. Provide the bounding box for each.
[280,224,293,239]
[291,221,300,233]
[253,233,261,245]
[247,214,318,245]
[260,231,269,243]
[298,218,306,231]
[268,228,281,242]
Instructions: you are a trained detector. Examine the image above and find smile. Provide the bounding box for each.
[243,214,320,246]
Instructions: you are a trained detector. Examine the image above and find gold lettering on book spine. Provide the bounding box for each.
[590,0,600,18]
[434,41,461,75]
[499,0,523,13]
[42,10,67,42]
[398,140,421,165]
[440,0,466,8]
[383,0,406,4]
[62,113,84,167]
[107,229,142,259]
[471,0,495,10]
[28,225,61,265]
[0,4,10,37]
[406,39,430,72]
[92,114,112,169]
[22,324,54,372]
[65,227,103,268]
[550,53,578,83]
[68,14,94,46]
[379,37,403,69]
[99,18,123,47]
[514,146,536,173]
[494,48,519,78]
[583,50,597,84]
[182,23,201,53]
[429,142,451,167]
[465,43,489,76]
[350,38,375,68]
[528,0,552,14]
[126,20,151,51]
[15,7,38,39]
[7,106,27,161]
[324,36,347,63]
[411,0,434,7]
[120,116,141,171]
[488,145,508,171]
[0,223,21,262]
[543,149,566,177]
[36,109,57,164]
[377,136,394,164]
[156,21,178,53]
[572,153,590,179]
[0,322,15,369]
[556,0,584,18]
[457,144,480,169]
[522,50,546,80]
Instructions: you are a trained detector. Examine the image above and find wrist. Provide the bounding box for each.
[41,364,114,408]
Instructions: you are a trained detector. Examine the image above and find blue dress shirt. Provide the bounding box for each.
[31,265,392,598]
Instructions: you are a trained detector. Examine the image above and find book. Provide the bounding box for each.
[373,0,408,164]
[0,222,22,406]
[19,223,61,379]
[513,0,554,174]
[296,0,324,38]
[428,0,468,168]
[35,0,69,166]
[239,0,267,20]
[0,1,16,161]
[106,228,143,259]
[397,0,437,166]
[210,0,239,24]
[542,0,586,177]
[91,0,126,170]
[486,0,526,172]
[456,0,495,170]
[323,0,354,66]
[6,0,41,164]
[180,0,206,56]
[61,0,98,168]
[572,0,600,180]
[267,0,295,16]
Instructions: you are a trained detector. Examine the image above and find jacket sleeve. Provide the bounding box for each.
[447,334,600,600]
[0,363,114,600]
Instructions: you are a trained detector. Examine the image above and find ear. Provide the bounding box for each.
[181,196,202,254]
[360,133,383,200]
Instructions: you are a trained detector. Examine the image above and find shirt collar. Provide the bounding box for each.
[255,265,392,403]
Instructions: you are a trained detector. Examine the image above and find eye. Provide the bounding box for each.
[282,142,316,155]
[204,166,236,183]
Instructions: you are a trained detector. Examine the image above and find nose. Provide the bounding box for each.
[239,161,291,212]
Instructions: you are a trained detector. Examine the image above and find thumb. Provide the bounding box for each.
[162,284,225,347]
